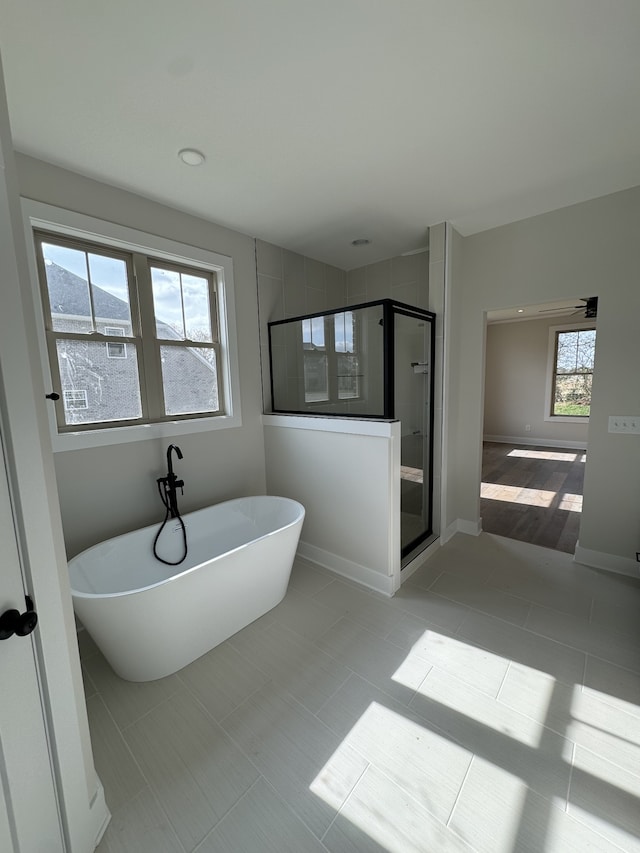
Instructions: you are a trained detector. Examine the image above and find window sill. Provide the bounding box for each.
[51,413,242,453]
[543,415,590,424]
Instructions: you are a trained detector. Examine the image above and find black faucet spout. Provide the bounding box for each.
[161,445,184,518]
[167,444,183,479]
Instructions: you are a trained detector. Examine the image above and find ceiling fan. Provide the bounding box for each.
[535,296,598,318]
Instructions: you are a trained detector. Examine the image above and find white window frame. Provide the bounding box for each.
[63,389,88,410]
[22,200,242,452]
[544,321,596,423]
[104,326,127,359]
[300,311,362,406]
[334,310,361,401]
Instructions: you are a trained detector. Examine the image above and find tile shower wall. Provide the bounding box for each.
[256,240,429,413]
[346,250,429,309]
[256,240,347,411]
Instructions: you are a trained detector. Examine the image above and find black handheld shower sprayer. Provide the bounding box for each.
[161,444,184,518]
[153,444,188,565]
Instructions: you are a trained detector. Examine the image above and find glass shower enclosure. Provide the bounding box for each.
[268,299,436,560]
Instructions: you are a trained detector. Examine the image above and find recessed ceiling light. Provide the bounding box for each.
[517,308,525,313]
[178,148,205,166]
[351,238,371,247]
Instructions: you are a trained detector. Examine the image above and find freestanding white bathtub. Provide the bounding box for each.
[68,496,305,681]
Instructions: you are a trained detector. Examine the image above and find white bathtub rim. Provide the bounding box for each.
[68,495,305,600]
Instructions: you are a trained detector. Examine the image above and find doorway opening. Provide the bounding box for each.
[480,297,597,553]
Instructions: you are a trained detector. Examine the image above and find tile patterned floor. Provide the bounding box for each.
[82,533,640,852]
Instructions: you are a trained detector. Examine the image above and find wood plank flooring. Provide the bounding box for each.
[481,442,586,553]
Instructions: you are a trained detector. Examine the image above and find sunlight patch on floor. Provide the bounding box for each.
[557,493,583,512]
[307,739,368,812]
[396,630,511,695]
[401,465,423,483]
[582,681,640,721]
[448,756,532,852]
[481,482,583,512]
[507,449,583,462]
[568,684,640,776]
[568,747,640,851]
[497,663,562,723]
[311,700,473,828]
[323,764,474,852]
[414,666,547,747]
[481,482,556,508]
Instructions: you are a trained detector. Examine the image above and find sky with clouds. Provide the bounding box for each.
[43,242,210,336]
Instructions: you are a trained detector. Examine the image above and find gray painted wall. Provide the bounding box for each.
[484,316,592,446]
[17,154,267,558]
[446,186,640,565]
[255,239,346,412]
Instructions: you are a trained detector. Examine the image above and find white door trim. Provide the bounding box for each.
[0,52,109,851]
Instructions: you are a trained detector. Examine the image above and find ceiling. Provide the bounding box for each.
[486,298,595,324]
[1,1,639,270]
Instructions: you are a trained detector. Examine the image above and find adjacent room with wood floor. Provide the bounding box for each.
[481,305,593,556]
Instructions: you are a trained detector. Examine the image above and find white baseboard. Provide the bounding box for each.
[443,518,482,543]
[484,434,587,450]
[401,537,441,583]
[90,780,111,847]
[574,542,639,579]
[296,541,395,596]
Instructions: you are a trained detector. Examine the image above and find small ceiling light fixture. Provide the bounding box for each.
[517,308,525,313]
[178,148,205,166]
[351,238,371,247]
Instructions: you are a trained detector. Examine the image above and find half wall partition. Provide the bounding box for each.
[268,299,436,559]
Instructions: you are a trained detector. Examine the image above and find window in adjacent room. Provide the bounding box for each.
[301,310,362,404]
[302,315,329,403]
[549,325,596,418]
[334,310,360,400]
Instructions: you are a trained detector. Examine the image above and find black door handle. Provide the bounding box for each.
[0,601,38,640]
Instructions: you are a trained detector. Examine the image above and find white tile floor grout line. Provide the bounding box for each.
[495,659,512,701]
[311,668,356,719]
[445,752,474,829]
[579,653,589,695]
[117,684,180,733]
[91,692,190,853]
[319,760,371,844]
[90,691,157,779]
[260,776,334,853]
[565,740,576,813]
[191,776,264,852]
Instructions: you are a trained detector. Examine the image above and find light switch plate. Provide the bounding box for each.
[608,416,640,434]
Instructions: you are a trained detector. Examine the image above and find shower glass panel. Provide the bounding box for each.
[393,308,434,556]
[268,299,435,559]
[269,302,386,417]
